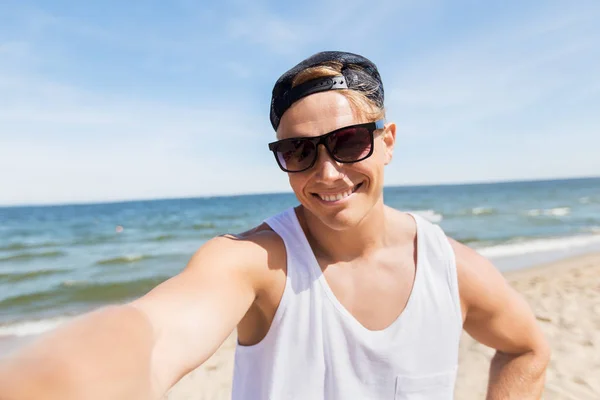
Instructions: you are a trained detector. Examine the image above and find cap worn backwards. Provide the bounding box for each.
[269,51,385,131]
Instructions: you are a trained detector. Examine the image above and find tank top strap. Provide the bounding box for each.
[263,206,315,292]
[407,212,462,326]
[263,207,298,241]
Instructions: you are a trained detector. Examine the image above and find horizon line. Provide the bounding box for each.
[1,175,598,209]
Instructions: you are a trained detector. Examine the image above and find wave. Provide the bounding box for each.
[0,250,66,263]
[151,234,177,242]
[191,222,216,230]
[470,207,496,216]
[579,196,600,204]
[61,280,84,287]
[209,213,248,221]
[0,241,60,251]
[71,236,120,246]
[410,210,443,223]
[0,275,171,311]
[454,236,485,245]
[0,269,66,284]
[95,254,153,265]
[477,234,600,259]
[583,226,600,234]
[0,316,72,337]
[526,207,570,217]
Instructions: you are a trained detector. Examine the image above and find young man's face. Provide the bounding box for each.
[276,91,396,230]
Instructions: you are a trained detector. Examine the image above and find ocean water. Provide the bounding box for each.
[1,177,599,339]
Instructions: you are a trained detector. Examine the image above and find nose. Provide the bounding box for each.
[313,144,343,181]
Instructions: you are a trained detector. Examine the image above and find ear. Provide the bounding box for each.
[382,122,396,165]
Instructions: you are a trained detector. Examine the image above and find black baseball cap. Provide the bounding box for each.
[269,51,385,131]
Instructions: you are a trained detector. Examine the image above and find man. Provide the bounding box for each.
[0,51,549,399]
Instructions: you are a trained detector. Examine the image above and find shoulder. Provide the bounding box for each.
[446,237,510,321]
[384,206,417,241]
[447,237,496,288]
[191,223,285,263]
[447,237,477,267]
[446,238,549,359]
[185,223,287,294]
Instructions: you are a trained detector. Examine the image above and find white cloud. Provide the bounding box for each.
[0,1,598,206]
[224,61,253,79]
[375,4,600,186]
[0,59,280,205]
[223,0,429,56]
[384,6,600,138]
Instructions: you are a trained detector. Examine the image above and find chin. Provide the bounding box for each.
[293,181,382,230]
[303,201,372,232]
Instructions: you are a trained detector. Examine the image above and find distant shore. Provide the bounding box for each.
[2,176,597,209]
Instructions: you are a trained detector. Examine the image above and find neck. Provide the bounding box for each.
[298,198,391,263]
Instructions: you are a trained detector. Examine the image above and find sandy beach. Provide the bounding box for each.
[165,252,600,400]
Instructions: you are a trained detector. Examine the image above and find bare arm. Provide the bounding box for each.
[451,239,550,400]
[0,232,278,400]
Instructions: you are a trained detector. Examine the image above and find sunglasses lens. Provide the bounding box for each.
[327,127,372,162]
[275,139,317,172]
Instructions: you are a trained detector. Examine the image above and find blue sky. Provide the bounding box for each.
[1,0,599,206]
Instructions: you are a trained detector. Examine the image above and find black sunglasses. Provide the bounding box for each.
[268,120,385,173]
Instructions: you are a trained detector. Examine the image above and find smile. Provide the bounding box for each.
[312,183,363,203]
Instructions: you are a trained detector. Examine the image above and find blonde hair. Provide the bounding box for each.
[291,61,385,121]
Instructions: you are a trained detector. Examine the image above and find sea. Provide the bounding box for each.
[1,177,599,345]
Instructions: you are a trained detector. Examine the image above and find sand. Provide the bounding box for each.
[165,252,600,400]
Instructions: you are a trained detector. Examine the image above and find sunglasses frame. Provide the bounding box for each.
[268,119,386,173]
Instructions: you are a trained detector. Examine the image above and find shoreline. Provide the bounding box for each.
[3,176,597,209]
[503,251,600,280]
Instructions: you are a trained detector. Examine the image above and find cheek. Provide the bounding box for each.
[373,139,388,158]
[357,148,385,174]
[288,174,307,193]
[355,161,385,190]
[370,143,390,168]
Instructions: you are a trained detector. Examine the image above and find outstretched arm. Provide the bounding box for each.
[0,232,275,400]
[451,238,550,400]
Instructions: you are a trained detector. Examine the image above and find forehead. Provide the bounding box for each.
[276,91,363,140]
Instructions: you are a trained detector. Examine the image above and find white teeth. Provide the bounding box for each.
[318,188,355,202]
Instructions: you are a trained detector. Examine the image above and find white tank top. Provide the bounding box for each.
[231,207,462,400]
